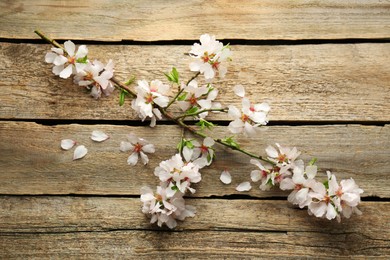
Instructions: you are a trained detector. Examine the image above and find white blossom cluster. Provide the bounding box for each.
[249,144,363,221]
[141,145,212,228]
[41,33,364,229]
[45,40,114,99]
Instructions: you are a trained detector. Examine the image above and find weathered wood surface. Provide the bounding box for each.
[1,0,389,41]
[1,43,389,121]
[0,1,389,258]
[0,121,388,197]
[2,229,388,259]
[0,197,387,235]
[0,197,388,258]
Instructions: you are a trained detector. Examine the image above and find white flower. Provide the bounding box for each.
[74,59,115,99]
[228,87,269,136]
[45,40,88,79]
[189,34,232,80]
[120,134,155,166]
[220,170,232,184]
[183,137,215,166]
[61,139,76,150]
[250,159,273,191]
[280,164,318,208]
[265,143,301,174]
[327,171,363,220]
[307,177,339,220]
[154,154,201,194]
[91,130,109,142]
[73,145,88,160]
[141,186,196,229]
[177,80,220,118]
[131,80,170,127]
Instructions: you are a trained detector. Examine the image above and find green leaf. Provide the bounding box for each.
[177,92,187,101]
[185,140,194,149]
[222,43,231,50]
[76,55,88,64]
[195,119,215,130]
[323,180,329,190]
[308,157,317,166]
[185,106,199,115]
[119,90,126,106]
[164,67,180,84]
[207,153,212,163]
[222,136,240,149]
[171,185,179,192]
[172,67,179,83]
[124,76,136,86]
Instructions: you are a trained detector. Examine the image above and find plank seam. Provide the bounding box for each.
[1,38,390,46]
[0,194,387,201]
[0,119,387,127]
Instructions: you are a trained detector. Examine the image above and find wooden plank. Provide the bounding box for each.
[0,122,388,197]
[0,197,388,258]
[1,43,389,121]
[0,1,389,41]
[0,229,388,258]
[0,197,388,237]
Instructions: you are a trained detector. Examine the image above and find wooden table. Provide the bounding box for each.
[0,1,389,258]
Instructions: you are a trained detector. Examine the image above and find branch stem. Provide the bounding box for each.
[35,30,274,166]
[34,30,64,51]
[165,72,200,110]
[175,107,228,120]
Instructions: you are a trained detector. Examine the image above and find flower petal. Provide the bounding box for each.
[265,145,278,158]
[59,64,73,79]
[233,85,245,97]
[182,146,193,162]
[142,144,155,154]
[139,152,149,165]
[73,145,88,160]
[127,152,139,166]
[75,45,88,59]
[53,55,67,66]
[250,170,261,182]
[120,141,134,152]
[91,130,109,142]
[45,52,57,63]
[236,181,252,192]
[64,40,75,57]
[61,139,76,150]
[203,137,215,147]
[220,170,232,184]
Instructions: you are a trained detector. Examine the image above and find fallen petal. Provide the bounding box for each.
[73,145,88,160]
[236,181,252,192]
[91,130,109,142]
[61,139,76,150]
[233,85,245,97]
[220,170,232,184]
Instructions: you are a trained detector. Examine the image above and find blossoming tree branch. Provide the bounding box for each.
[35,30,364,229]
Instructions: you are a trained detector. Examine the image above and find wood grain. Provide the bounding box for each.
[1,43,389,121]
[0,122,388,197]
[2,230,388,258]
[0,197,388,258]
[0,0,389,41]
[0,197,387,236]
